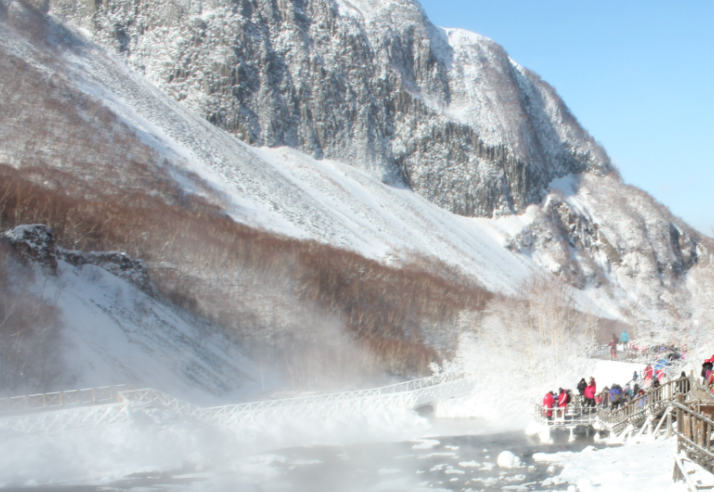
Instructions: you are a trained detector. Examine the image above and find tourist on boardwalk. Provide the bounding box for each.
[644,364,654,385]
[624,383,633,399]
[584,380,596,408]
[601,386,610,408]
[609,335,618,358]
[621,330,629,349]
[632,371,639,382]
[701,358,713,385]
[577,378,587,397]
[680,371,691,394]
[543,391,555,420]
[636,389,647,407]
[610,385,622,409]
[556,388,569,419]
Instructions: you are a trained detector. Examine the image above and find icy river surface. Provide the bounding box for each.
[10,420,604,492]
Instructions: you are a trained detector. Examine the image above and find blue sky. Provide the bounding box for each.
[418,0,714,235]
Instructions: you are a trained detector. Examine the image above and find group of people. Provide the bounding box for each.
[541,387,572,419]
[541,366,688,420]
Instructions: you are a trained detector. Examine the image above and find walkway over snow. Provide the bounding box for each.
[0,372,474,436]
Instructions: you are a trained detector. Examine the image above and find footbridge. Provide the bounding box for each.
[534,378,692,434]
[0,372,474,436]
[536,376,714,485]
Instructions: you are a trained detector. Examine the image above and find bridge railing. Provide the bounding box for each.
[0,385,130,415]
[673,398,714,474]
[599,378,689,433]
[0,372,475,432]
[534,378,692,431]
[533,403,598,427]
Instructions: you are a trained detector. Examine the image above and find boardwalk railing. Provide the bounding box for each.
[533,402,598,427]
[0,372,474,435]
[533,378,692,433]
[599,378,690,434]
[0,385,131,415]
[672,398,714,475]
[117,372,474,427]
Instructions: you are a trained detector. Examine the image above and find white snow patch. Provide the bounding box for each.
[497,450,524,469]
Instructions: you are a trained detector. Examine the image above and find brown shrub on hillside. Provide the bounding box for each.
[0,164,491,384]
[0,22,491,387]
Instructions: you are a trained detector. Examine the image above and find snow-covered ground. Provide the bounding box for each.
[19,257,266,404]
[543,440,686,492]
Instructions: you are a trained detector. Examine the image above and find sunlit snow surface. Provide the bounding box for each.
[48,260,264,404]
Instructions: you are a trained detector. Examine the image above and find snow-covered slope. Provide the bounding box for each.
[54,259,263,404]
[1,225,263,402]
[2,0,712,330]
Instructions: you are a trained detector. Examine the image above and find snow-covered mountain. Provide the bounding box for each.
[48,0,610,217]
[1,0,713,393]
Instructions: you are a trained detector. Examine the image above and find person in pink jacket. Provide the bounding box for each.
[584,381,597,407]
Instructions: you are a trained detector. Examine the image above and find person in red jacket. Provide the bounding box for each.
[543,391,555,420]
[644,365,654,385]
[609,335,618,358]
[557,388,569,419]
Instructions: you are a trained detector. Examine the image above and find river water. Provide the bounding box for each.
[250,425,603,492]
[5,419,604,492]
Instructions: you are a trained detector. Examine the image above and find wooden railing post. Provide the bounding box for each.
[667,406,673,438]
[676,393,684,455]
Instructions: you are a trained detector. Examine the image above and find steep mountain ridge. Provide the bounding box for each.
[48,0,610,217]
[1,0,712,390]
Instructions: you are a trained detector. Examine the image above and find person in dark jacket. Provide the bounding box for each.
[680,371,691,394]
[577,378,587,397]
[702,360,713,385]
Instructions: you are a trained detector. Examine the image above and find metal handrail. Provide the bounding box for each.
[0,372,475,431]
[0,385,131,415]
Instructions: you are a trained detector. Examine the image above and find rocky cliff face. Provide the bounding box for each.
[5,0,711,336]
[48,0,611,218]
[1,225,154,294]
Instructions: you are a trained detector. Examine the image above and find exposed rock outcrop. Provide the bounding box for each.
[1,224,154,294]
[48,0,611,218]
